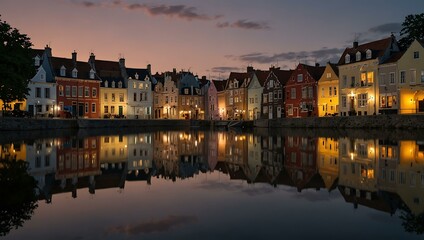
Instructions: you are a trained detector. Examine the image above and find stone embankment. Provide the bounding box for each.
[0,115,424,131]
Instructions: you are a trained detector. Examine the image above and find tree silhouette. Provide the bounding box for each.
[399,203,424,235]
[0,158,38,237]
[0,15,35,112]
[398,13,424,50]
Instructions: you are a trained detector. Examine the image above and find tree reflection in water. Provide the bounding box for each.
[0,157,38,237]
[400,204,424,235]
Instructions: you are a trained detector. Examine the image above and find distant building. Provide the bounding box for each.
[178,73,203,119]
[317,63,339,117]
[262,67,292,119]
[247,70,268,120]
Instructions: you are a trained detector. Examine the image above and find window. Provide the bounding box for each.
[184,89,189,94]
[59,85,64,96]
[291,88,296,99]
[414,51,420,59]
[411,69,416,84]
[390,72,395,84]
[302,87,307,99]
[326,73,331,78]
[366,49,372,59]
[72,86,77,97]
[297,74,303,82]
[66,86,70,97]
[351,76,355,87]
[45,88,50,98]
[367,72,374,85]
[263,94,268,104]
[334,87,337,96]
[133,93,137,101]
[36,87,41,98]
[400,71,406,84]
[111,81,115,88]
[92,103,96,113]
[111,93,115,102]
[78,86,83,97]
[278,90,282,99]
[341,96,347,108]
[85,87,89,97]
[119,93,124,102]
[345,55,350,64]
[342,75,347,88]
[85,103,89,113]
[421,71,424,83]
[92,88,97,98]
[118,81,122,88]
[140,93,143,102]
[234,81,238,88]
[358,93,367,107]
[104,106,108,114]
[104,93,108,101]
[133,82,136,89]
[104,81,108,88]
[111,106,115,114]
[380,74,386,86]
[60,66,66,76]
[269,93,273,102]
[329,87,332,96]
[139,83,143,89]
[356,52,361,61]
[269,80,274,88]
[72,68,78,78]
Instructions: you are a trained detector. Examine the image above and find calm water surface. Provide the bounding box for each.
[1,128,423,240]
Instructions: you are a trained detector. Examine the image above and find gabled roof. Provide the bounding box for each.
[329,63,339,76]
[126,68,150,82]
[272,69,293,85]
[226,72,250,89]
[179,73,200,94]
[338,36,397,65]
[212,80,227,92]
[254,70,270,86]
[51,57,98,81]
[383,51,404,64]
[303,64,325,80]
[91,59,122,78]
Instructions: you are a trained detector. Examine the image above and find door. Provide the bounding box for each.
[268,106,273,119]
[277,106,281,118]
[78,103,84,117]
[119,106,123,116]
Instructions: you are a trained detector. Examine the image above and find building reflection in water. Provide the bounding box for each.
[3,130,424,228]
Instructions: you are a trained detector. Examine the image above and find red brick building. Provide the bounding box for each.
[284,63,324,118]
[54,52,101,118]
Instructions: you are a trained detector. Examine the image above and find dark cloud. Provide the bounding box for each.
[210,66,242,73]
[197,180,276,196]
[368,22,402,34]
[217,20,270,30]
[105,215,198,235]
[237,47,344,65]
[126,4,215,21]
[78,1,99,7]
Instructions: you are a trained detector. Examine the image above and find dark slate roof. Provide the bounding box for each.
[92,59,122,78]
[226,72,249,89]
[31,48,55,83]
[179,73,200,94]
[303,64,325,80]
[384,51,405,64]
[338,36,395,65]
[153,72,164,85]
[273,69,293,85]
[329,63,339,76]
[212,80,227,92]
[51,57,98,81]
[254,70,271,86]
[126,68,150,81]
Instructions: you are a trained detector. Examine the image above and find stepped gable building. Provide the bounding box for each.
[153,69,180,119]
[54,51,101,118]
[338,35,400,116]
[317,62,339,117]
[262,67,292,119]
[284,63,325,118]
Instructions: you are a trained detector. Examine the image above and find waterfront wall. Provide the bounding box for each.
[1,114,424,131]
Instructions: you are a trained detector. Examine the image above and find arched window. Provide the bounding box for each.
[366,49,372,59]
[72,68,78,78]
[345,54,350,64]
[111,81,115,88]
[104,81,108,88]
[118,81,122,88]
[60,66,66,76]
[356,52,361,61]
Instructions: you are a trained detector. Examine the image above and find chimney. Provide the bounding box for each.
[353,41,358,48]
[247,66,254,73]
[72,51,77,64]
[89,53,96,70]
[315,63,320,67]
[173,68,177,75]
[44,45,52,58]
[147,64,151,75]
[119,57,125,68]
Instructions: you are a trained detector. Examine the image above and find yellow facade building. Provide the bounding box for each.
[317,63,339,116]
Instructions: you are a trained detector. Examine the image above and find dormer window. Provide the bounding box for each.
[90,69,95,79]
[234,81,239,88]
[135,73,139,80]
[366,49,372,59]
[60,66,66,77]
[72,68,78,78]
[34,56,40,67]
[111,81,115,88]
[345,54,350,64]
[144,75,149,81]
[104,81,108,88]
[118,81,122,88]
[356,52,361,61]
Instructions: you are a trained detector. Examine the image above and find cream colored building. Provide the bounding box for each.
[397,39,424,114]
[317,63,339,116]
[100,82,127,118]
[317,137,339,190]
[338,36,400,116]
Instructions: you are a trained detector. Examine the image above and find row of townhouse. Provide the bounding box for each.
[219,35,424,120]
[2,34,423,120]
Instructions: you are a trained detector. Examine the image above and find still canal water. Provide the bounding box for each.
[1,128,424,239]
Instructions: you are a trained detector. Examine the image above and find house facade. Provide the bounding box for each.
[247,70,268,120]
[54,52,101,118]
[397,39,424,114]
[338,36,400,116]
[317,63,339,116]
[225,67,254,120]
[202,77,220,120]
[153,71,179,119]
[284,63,324,118]
[262,68,292,119]
[214,80,227,120]
[126,65,153,119]
[378,53,403,114]
[178,73,203,119]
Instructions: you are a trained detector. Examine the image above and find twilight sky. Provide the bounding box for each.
[2,0,424,79]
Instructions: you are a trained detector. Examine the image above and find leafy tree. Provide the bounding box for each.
[0,16,35,112]
[0,157,38,236]
[398,13,424,50]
